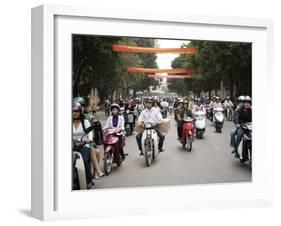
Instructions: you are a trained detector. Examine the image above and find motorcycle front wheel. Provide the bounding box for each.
[186,134,192,152]
[144,144,153,167]
[104,152,113,175]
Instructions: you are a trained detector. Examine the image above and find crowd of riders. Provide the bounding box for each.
[72,94,252,189]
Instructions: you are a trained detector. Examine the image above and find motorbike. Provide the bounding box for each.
[180,117,194,151]
[168,105,173,114]
[103,128,124,175]
[124,109,135,136]
[194,111,206,139]
[226,107,234,121]
[119,106,125,115]
[161,107,168,118]
[237,123,252,168]
[205,104,212,121]
[213,107,224,132]
[72,125,94,190]
[141,122,159,166]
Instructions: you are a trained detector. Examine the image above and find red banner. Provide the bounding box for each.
[112,45,198,54]
[147,74,192,79]
[127,67,196,73]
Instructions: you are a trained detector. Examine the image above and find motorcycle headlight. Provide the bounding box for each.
[145,123,152,129]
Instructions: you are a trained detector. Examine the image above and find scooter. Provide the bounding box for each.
[161,108,168,118]
[119,107,125,115]
[205,105,212,121]
[103,128,124,175]
[168,104,173,114]
[141,122,159,166]
[124,109,134,136]
[180,117,194,151]
[213,107,224,132]
[237,123,252,168]
[72,125,94,190]
[194,111,206,139]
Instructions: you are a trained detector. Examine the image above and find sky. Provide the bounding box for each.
[156,39,190,69]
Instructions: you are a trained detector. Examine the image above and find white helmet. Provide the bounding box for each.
[238,95,245,101]
[244,96,252,102]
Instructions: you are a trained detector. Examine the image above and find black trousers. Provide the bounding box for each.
[136,128,165,151]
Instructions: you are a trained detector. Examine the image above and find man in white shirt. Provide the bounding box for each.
[136,98,165,155]
[223,96,234,108]
[160,98,169,109]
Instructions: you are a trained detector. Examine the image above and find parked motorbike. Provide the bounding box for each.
[213,107,224,132]
[194,111,206,139]
[141,122,159,166]
[72,125,94,190]
[103,128,124,175]
[180,117,194,151]
[124,109,134,136]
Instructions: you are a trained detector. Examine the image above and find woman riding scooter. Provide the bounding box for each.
[103,103,126,160]
[72,102,104,188]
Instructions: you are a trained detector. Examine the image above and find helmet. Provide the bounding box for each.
[226,96,230,99]
[178,99,184,103]
[72,101,82,111]
[238,96,245,101]
[183,100,188,105]
[110,103,120,111]
[73,97,85,107]
[244,96,252,103]
[216,96,220,100]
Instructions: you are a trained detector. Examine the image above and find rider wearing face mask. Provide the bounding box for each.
[230,96,252,159]
[136,98,165,156]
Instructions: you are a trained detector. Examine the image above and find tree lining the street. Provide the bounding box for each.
[168,41,252,99]
[72,35,159,103]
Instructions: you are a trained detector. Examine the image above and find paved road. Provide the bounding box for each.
[93,113,251,189]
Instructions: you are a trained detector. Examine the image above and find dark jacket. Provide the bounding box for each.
[234,106,252,125]
[178,108,193,120]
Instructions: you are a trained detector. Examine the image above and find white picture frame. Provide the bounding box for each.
[31,4,274,221]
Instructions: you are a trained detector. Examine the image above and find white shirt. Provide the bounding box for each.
[103,115,125,130]
[160,101,169,108]
[137,107,163,125]
[223,100,234,108]
[73,120,93,147]
[211,101,222,108]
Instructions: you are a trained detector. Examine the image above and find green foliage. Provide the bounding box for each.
[72,36,159,101]
[168,41,252,98]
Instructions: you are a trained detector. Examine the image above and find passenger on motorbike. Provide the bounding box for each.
[177,100,193,140]
[230,96,252,159]
[103,103,126,160]
[136,98,165,156]
[73,102,103,188]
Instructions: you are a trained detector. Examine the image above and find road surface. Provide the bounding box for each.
[93,113,251,189]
